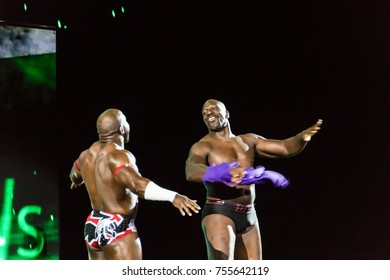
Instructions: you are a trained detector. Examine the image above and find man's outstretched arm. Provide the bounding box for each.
[255,119,323,158]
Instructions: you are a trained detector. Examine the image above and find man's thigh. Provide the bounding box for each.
[235,222,262,260]
[102,233,142,260]
[202,214,236,259]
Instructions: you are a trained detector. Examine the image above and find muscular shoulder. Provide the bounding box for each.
[77,141,100,161]
[190,138,212,154]
[108,148,141,178]
[108,148,136,168]
[239,133,264,145]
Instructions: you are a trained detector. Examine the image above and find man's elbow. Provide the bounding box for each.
[185,171,202,183]
[185,173,194,182]
[185,163,207,183]
[70,173,84,186]
[185,166,195,182]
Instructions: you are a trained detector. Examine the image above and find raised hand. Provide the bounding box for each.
[302,119,323,141]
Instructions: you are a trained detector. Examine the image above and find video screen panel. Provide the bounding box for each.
[0,22,58,260]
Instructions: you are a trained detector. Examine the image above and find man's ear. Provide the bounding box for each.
[226,110,230,119]
[119,125,125,135]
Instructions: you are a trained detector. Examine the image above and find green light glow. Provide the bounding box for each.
[14,54,56,90]
[17,205,44,259]
[121,6,125,13]
[23,3,27,11]
[0,178,15,260]
[112,10,116,18]
[57,19,62,28]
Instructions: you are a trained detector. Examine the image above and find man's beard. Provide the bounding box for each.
[209,122,226,132]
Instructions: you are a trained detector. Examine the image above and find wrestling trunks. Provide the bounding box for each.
[202,197,257,234]
[84,210,137,248]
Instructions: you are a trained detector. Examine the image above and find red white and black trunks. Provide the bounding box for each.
[84,210,137,248]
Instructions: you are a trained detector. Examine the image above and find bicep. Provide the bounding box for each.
[110,152,148,193]
[255,136,289,158]
[114,166,148,193]
[185,142,210,181]
[186,142,209,166]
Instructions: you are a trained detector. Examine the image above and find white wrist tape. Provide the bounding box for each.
[144,181,178,203]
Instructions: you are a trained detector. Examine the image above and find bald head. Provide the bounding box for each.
[97,108,129,142]
[202,99,226,111]
[202,99,230,132]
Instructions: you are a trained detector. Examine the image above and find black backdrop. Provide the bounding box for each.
[4,0,390,260]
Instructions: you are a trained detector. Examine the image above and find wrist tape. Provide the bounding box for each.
[144,181,178,202]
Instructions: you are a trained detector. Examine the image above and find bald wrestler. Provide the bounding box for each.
[70,108,201,260]
[185,99,322,260]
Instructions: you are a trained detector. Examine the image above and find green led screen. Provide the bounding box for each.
[0,23,58,260]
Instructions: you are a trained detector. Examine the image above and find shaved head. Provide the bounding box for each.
[202,99,226,111]
[97,108,129,142]
[201,99,230,132]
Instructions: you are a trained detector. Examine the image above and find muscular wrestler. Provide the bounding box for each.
[69,108,201,260]
[185,99,322,260]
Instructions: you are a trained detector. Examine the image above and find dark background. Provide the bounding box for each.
[1,0,389,260]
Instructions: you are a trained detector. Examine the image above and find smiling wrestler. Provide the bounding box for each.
[185,99,322,260]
